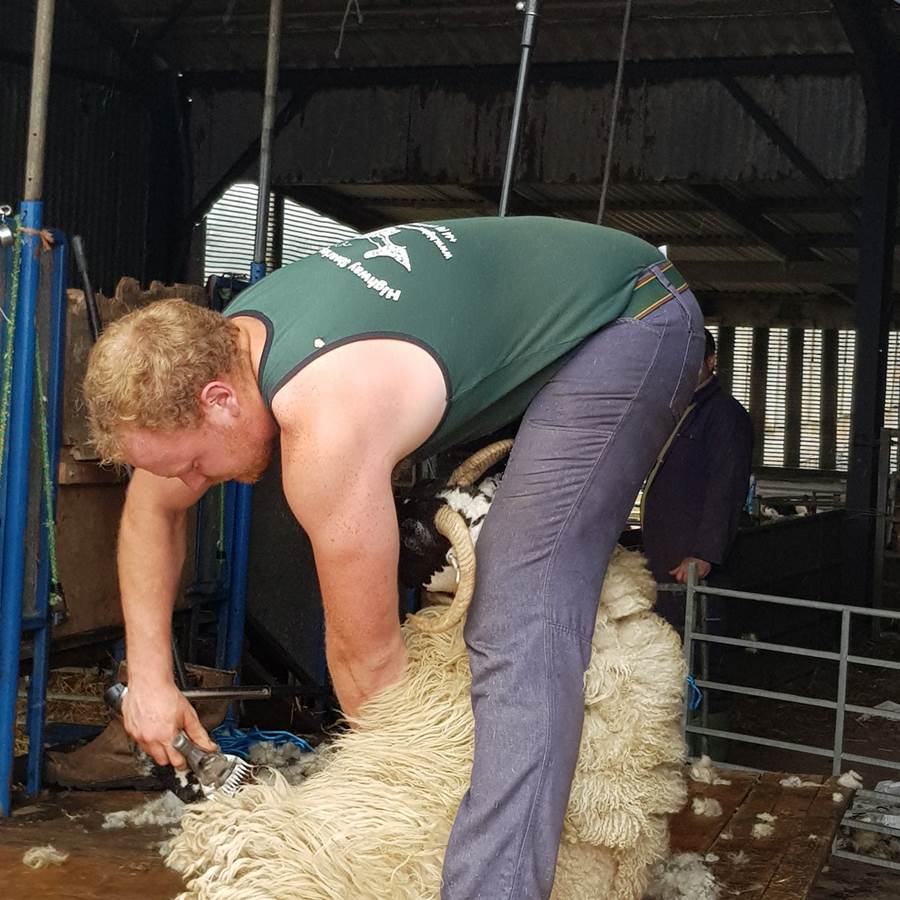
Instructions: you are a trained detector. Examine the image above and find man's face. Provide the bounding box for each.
[122,418,272,489]
[698,353,716,386]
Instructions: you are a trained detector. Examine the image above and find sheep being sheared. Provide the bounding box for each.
[167,441,688,900]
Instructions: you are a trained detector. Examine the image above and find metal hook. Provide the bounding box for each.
[0,205,13,247]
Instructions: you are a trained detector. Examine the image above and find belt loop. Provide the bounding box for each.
[649,262,685,300]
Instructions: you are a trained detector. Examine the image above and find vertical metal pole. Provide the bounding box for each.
[699,584,710,757]
[251,0,283,281]
[833,609,851,776]
[596,0,633,226]
[682,564,698,750]
[498,0,539,217]
[843,112,898,605]
[26,234,67,796]
[872,426,893,637]
[23,0,55,203]
[224,0,283,684]
[0,0,55,817]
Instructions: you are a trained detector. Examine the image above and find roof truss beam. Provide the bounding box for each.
[278,185,391,233]
[718,74,859,229]
[182,53,856,91]
[678,260,900,287]
[188,90,312,224]
[689,184,819,262]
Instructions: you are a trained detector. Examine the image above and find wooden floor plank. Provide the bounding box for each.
[669,769,759,854]
[762,777,856,899]
[672,768,853,900]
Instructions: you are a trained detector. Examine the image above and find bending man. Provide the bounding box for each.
[84,216,703,900]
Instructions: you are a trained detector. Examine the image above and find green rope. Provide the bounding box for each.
[33,330,66,623]
[0,220,67,624]
[0,215,22,472]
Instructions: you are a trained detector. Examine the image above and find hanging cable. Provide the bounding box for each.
[0,216,23,472]
[335,0,363,60]
[596,0,634,226]
[33,329,67,624]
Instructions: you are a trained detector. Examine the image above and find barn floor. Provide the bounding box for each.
[669,768,890,898]
[1,767,896,899]
[1,790,182,899]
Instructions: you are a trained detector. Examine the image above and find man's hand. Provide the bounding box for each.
[122,681,217,769]
[669,557,712,584]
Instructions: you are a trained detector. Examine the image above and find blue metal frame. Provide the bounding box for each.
[24,230,67,795]
[224,484,253,671]
[0,201,43,815]
[218,262,265,722]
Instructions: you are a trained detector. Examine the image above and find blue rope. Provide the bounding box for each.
[686,675,703,711]
[211,723,314,760]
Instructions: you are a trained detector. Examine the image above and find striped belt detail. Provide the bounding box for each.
[621,260,689,320]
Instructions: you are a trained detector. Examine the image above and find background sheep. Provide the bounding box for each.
[167,443,687,899]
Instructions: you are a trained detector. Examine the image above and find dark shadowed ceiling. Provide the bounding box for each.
[3,1,898,311]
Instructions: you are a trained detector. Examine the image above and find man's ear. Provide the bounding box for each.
[199,380,239,418]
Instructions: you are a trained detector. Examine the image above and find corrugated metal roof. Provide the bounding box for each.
[107,0,883,72]
[5,0,897,301]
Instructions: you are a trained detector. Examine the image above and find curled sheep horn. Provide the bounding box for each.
[448,438,514,487]
[408,505,477,635]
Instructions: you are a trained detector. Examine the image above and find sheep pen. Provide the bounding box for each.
[167,442,689,899]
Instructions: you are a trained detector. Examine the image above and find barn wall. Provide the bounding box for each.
[1,3,173,290]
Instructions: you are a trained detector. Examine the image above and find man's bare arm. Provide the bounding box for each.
[118,469,217,766]
[273,338,446,717]
[281,426,406,718]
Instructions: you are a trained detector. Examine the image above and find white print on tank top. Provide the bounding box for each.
[318,223,457,302]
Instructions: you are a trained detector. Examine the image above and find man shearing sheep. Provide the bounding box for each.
[84,215,703,900]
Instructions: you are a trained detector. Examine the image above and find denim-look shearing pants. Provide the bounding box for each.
[441,268,705,900]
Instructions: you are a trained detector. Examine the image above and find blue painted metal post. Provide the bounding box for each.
[216,483,236,670]
[0,203,43,815]
[25,233,67,795]
[1,0,56,815]
[223,484,253,671]
[222,0,283,676]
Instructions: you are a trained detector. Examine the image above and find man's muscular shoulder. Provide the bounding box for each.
[271,338,446,462]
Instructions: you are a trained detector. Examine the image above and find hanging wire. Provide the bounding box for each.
[335,0,363,60]
[596,0,634,226]
[0,222,66,623]
[34,328,67,624]
[0,216,23,472]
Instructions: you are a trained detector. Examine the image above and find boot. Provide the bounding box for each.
[44,661,235,790]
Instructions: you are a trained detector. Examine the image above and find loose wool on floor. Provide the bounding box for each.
[167,535,687,899]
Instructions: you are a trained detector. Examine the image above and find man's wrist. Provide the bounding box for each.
[126,661,176,689]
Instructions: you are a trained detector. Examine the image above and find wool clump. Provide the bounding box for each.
[103,790,186,829]
[22,845,69,869]
[688,756,730,786]
[838,770,863,790]
[644,852,720,899]
[691,797,723,818]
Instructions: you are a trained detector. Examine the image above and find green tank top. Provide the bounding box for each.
[225,216,667,457]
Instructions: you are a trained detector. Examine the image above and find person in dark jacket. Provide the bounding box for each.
[641,328,753,625]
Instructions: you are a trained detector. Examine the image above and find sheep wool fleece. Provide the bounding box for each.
[223,216,678,456]
[167,548,689,900]
[168,284,705,899]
